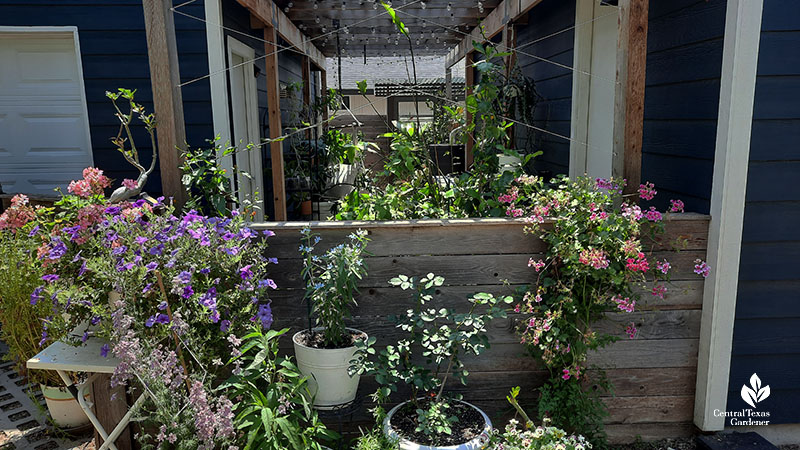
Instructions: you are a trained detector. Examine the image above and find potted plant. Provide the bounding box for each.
[485,387,592,450]
[352,273,513,449]
[323,129,365,199]
[293,227,370,408]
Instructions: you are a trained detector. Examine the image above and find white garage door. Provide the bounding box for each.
[0,27,93,196]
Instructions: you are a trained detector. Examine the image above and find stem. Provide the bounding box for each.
[154,271,193,393]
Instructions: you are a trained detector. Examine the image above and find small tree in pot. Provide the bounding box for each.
[352,273,513,449]
[294,227,370,408]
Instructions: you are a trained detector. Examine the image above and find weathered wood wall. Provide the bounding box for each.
[252,214,709,443]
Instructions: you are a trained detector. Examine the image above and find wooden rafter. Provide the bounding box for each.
[236,0,326,69]
[263,26,287,221]
[445,0,544,68]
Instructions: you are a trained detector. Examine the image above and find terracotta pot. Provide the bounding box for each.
[383,400,492,450]
[300,200,312,216]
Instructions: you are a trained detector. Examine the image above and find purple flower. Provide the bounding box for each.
[135,236,148,245]
[199,268,211,275]
[149,244,165,255]
[28,225,40,237]
[198,287,217,309]
[105,231,119,243]
[63,225,82,242]
[47,238,67,260]
[258,279,278,290]
[263,230,275,237]
[91,316,100,325]
[104,206,122,215]
[181,285,194,299]
[220,320,231,333]
[30,286,44,305]
[112,245,128,256]
[165,259,176,268]
[145,261,159,272]
[157,301,168,311]
[145,314,170,328]
[254,303,273,329]
[209,309,220,323]
[142,283,154,294]
[239,265,253,280]
[174,271,192,285]
[100,344,110,358]
[268,257,278,265]
[78,260,87,277]
[81,331,89,343]
[41,274,59,283]
[39,331,47,347]
[116,261,135,272]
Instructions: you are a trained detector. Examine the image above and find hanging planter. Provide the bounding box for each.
[292,327,367,408]
[383,399,492,450]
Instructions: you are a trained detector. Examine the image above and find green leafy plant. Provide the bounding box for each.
[352,273,512,443]
[180,138,239,217]
[486,387,593,450]
[222,327,335,450]
[300,227,370,347]
[415,401,458,436]
[537,377,610,447]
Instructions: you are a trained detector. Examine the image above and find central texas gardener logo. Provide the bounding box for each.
[741,373,770,408]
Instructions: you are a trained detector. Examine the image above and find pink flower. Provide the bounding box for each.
[613,296,636,313]
[644,206,662,222]
[506,208,524,217]
[626,252,650,272]
[638,182,657,201]
[621,203,643,221]
[0,194,36,231]
[621,239,640,256]
[579,248,609,269]
[528,258,546,272]
[694,259,710,278]
[562,369,571,380]
[670,199,685,213]
[122,178,138,190]
[655,260,671,274]
[626,322,638,339]
[651,284,667,299]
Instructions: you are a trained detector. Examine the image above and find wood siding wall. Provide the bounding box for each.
[641,0,727,214]
[730,0,800,424]
[0,0,214,195]
[513,0,576,176]
[253,215,709,443]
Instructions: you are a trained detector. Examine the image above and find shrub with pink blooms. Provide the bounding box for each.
[496,175,709,444]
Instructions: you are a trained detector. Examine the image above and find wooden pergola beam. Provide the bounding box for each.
[142,0,188,207]
[612,0,649,193]
[263,26,287,221]
[465,51,475,168]
[236,0,326,70]
[445,0,544,68]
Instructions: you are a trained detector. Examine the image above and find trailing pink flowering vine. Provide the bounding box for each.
[497,175,710,443]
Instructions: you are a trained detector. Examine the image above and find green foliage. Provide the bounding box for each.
[537,378,609,449]
[180,138,239,217]
[300,228,370,347]
[352,390,400,450]
[0,229,62,386]
[352,273,512,439]
[222,328,335,450]
[415,401,458,436]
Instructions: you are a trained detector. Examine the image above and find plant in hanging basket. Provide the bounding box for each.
[293,227,370,408]
[351,273,513,449]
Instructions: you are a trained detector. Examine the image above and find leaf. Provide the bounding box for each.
[357,80,368,95]
[750,373,761,391]
[741,384,758,408]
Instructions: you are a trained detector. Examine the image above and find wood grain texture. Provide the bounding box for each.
[142,0,188,207]
[264,26,287,221]
[260,218,707,439]
[91,374,132,450]
[613,0,650,195]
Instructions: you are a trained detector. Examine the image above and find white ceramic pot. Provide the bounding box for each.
[40,384,91,429]
[326,164,358,198]
[383,400,492,450]
[292,328,364,409]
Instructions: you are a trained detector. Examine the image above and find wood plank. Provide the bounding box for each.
[142,0,188,206]
[604,395,694,424]
[613,0,649,195]
[254,214,710,256]
[91,374,132,450]
[264,26,287,221]
[465,51,475,168]
[301,55,311,140]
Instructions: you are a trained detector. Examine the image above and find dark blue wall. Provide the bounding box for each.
[729,0,800,423]
[513,0,575,176]
[0,0,214,196]
[642,0,726,214]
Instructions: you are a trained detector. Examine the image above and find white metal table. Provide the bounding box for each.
[27,339,143,450]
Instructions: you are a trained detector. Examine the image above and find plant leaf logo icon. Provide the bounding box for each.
[741,373,770,408]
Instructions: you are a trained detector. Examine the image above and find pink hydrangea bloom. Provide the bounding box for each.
[638,182,657,201]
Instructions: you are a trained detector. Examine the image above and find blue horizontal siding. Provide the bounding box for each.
[642,0,725,214]
[513,0,575,176]
[0,1,213,195]
[731,2,800,422]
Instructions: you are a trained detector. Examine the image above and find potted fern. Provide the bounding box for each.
[293,228,370,408]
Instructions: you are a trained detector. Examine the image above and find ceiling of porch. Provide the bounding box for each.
[272,0,502,57]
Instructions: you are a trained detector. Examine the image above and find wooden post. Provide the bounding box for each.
[445,68,453,101]
[142,0,188,207]
[91,374,132,450]
[320,69,329,125]
[302,55,312,140]
[264,26,287,221]
[612,0,649,194]
[465,52,475,168]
